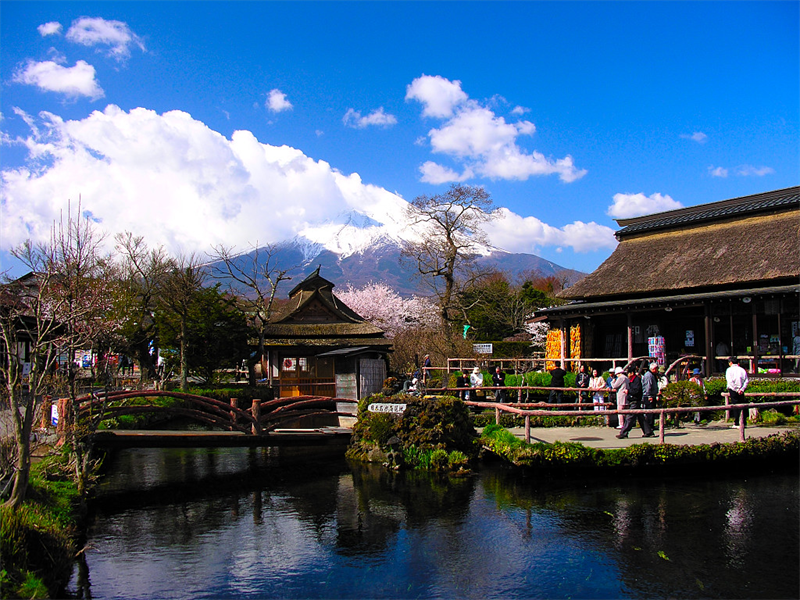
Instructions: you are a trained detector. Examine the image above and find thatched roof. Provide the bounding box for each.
[264,267,389,348]
[561,187,800,300]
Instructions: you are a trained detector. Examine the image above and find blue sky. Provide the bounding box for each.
[2,1,798,277]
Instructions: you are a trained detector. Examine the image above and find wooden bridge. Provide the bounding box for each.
[59,391,356,449]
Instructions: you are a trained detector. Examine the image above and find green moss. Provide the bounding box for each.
[480,426,800,472]
[348,394,479,471]
[0,455,81,599]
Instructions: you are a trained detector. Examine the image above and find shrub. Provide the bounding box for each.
[480,426,799,472]
[348,394,479,470]
[0,460,79,599]
[661,381,705,408]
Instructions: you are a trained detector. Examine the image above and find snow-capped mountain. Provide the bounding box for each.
[213,220,585,298]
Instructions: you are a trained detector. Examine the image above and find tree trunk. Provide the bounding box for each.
[180,317,188,391]
[5,389,34,508]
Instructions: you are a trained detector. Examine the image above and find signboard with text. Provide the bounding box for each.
[473,343,493,354]
[367,403,407,414]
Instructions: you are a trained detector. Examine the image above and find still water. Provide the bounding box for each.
[74,447,799,599]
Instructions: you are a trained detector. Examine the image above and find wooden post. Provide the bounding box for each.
[658,410,665,445]
[739,409,746,442]
[525,415,530,444]
[251,399,261,435]
[230,398,238,428]
[704,303,713,378]
[40,395,52,430]
[495,406,500,425]
[627,313,634,364]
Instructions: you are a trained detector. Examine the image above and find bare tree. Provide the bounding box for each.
[159,254,206,391]
[210,243,295,384]
[114,233,174,385]
[402,184,498,332]
[1,204,113,505]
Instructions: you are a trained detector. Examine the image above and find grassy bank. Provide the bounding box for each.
[480,424,800,474]
[1,454,80,599]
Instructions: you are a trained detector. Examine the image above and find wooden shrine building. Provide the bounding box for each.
[538,186,800,377]
[262,267,392,399]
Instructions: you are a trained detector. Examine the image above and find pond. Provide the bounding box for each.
[72,447,799,599]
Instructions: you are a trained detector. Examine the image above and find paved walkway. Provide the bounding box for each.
[503,421,798,450]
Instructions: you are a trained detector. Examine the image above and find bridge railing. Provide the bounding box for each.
[464,394,800,445]
[62,390,357,439]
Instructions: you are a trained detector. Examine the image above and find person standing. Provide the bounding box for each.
[793,333,800,373]
[610,367,629,430]
[617,366,654,439]
[576,364,590,409]
[689,368,705,424]
[641,362,660,432]
[470,367,484,400]
[548,364,566,407]
[455,372,467,401]
[492,366,506,403]
[589,368,607,412]
[726,358,749,428]
[422,354,432,384]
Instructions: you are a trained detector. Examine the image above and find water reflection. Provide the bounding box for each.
[78,448,799,599]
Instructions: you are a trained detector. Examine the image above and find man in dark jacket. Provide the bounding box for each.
[492,366,506,403]
[641,362,660,431]
[617,366,654,439]
[548,365,566,407]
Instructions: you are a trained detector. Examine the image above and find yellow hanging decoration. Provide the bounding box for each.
[570,323,582,366]
[545,329,562,371]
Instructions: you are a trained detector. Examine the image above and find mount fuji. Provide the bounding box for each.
[213,207,586,297]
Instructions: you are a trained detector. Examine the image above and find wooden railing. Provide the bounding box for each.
[463,393,800,445]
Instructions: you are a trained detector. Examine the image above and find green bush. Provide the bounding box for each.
[480,426,800,471]
[661,381,705,408]
[348,394,479,470]
[0,462,78,599]
[471,410,605,429]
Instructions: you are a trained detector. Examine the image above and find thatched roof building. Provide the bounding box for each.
[262,267,391,400]
[540,186,800,376]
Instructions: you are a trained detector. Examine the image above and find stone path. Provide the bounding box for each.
[504,421,799,450]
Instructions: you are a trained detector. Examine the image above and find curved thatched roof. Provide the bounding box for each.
[561,192,799,300]
[264,267,390,348]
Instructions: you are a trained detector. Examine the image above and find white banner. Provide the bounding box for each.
[367,403,407,414]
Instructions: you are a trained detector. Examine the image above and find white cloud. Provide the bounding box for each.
[38,22,63,36]
[13,59,104,99]
[484,208,617,254]
[407,75,586,184]
[1,106,604,263]
[511,106,529,115]
[405,74,468,118]
[708,165,728,178]
[419,161,472,184]
[266,89,292,113]
[0,106,407,257]
[66,17,145,61]
[342,107,397,129]
[681,131,708,143]
[735,164,774,177]
[607,192,682,219]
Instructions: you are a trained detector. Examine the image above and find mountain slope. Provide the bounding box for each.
[212,237,585,298]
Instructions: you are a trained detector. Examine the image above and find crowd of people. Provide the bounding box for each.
[410,354,751,434]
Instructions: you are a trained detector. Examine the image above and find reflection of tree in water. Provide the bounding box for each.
[479,468,799,600]
[335,463,476,556]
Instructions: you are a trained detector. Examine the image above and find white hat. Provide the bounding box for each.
[649,362,658,370]
[473,366,481,374]
[614,366,624,374]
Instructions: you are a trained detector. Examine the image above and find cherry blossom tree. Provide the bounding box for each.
[335,282,436,338]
